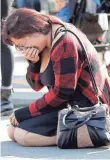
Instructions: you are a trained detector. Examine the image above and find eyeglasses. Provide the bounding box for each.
[15,45,39,52]
[15,45,27,51]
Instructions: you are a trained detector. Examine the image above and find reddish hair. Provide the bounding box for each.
[2,8,64,45]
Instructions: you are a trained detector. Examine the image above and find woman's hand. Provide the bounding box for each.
[23,47,40,63]
[9,112,19,126]
[15,37,41,63]
[15,38,41,63]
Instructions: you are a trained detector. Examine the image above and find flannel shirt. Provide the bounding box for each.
[15,24,110,123]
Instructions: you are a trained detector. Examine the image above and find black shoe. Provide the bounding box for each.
[1,100,14,116]
[1,89,14,116]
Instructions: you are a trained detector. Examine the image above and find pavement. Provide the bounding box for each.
[1,47,110,160]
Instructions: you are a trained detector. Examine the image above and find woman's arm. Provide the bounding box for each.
[14,35,81,123]
[26,60,44,91]
[26,48,50,91]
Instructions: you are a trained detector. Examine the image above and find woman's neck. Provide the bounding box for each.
[52,24,63,39]
[46,23,63,49]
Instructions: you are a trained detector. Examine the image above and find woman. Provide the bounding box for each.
[2,8,110,147]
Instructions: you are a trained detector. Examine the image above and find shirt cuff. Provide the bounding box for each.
[14,106,31,123]
[28,59,41,73]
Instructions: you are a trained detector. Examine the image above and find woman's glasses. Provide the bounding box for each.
[15,45,39,52]
[15,45,27,51]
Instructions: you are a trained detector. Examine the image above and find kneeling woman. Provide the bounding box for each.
[2,8,110,147]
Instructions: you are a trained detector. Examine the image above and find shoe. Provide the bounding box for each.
[1,100,13,116]
[1,89,14,116]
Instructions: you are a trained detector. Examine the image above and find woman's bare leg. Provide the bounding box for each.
[7,124,16,142]
[14,127,56,147]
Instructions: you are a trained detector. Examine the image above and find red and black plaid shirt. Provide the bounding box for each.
[15,24,110,122]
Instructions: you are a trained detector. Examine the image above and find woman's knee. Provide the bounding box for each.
[24,133,57,147]
[14,127,28,146]
[7,124,16,141]
[13,128,56,147]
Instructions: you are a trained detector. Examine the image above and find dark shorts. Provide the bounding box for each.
[17,97,93,137]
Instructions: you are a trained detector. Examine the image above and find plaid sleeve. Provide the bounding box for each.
[15,35,81,122]
[26,60,44,91]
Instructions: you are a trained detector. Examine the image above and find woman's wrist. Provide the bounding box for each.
[28,58,41,73]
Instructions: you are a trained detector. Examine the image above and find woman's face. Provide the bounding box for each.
[11,33,47,54]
